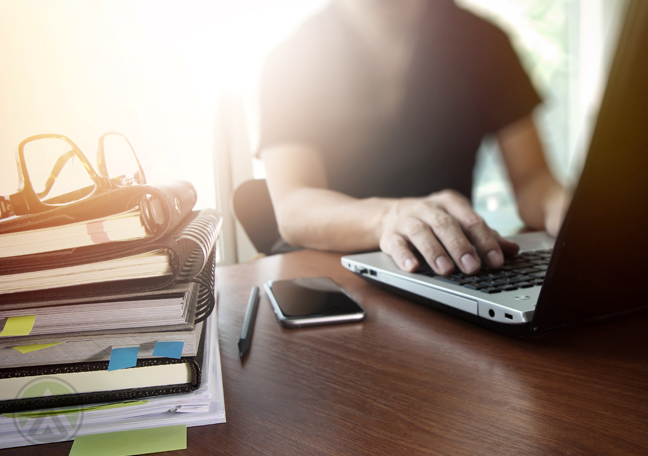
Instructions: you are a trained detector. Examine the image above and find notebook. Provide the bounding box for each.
[0,209,221,307]
[342,0,648,337]
[0,320,207,413]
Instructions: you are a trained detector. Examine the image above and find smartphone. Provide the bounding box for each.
[264,277,366,328]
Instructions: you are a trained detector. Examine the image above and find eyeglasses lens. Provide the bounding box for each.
[102,134,143,186]
[23,138,96,205]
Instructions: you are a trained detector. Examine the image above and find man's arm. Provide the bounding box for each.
[261,143,388,252]
[497,115,571,236]
[261,144,518,275]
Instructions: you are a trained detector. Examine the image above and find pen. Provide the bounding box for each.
[238,286,260,358]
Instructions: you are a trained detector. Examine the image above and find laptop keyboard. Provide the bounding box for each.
[416,249,552,294]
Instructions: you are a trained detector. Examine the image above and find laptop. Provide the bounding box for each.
[342,0,648,337]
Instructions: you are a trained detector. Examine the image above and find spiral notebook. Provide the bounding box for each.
[0,209,222,314]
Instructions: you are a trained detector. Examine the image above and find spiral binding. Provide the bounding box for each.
[173,210,220,324]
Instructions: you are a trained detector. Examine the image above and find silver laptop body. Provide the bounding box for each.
[342,232,553,328]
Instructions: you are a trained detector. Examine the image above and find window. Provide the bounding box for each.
[458,0,629,234]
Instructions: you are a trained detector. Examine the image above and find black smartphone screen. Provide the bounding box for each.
[269,277,363,318]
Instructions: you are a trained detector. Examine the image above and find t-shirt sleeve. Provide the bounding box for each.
[475,23,542,133]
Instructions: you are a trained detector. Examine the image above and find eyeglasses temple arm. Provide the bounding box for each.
[35,149,77,200]
[0,196,13,219]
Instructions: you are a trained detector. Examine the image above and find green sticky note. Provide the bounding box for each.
[0,315,36,337]
[13,342,62,354]
[69,425,187,456]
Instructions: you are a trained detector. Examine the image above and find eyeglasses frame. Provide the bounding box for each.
[0,132,146,219]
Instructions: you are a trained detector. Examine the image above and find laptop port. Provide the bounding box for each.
[488,309,495,318]
[505,313,513,320]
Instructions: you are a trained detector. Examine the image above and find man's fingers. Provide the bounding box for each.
[491,229,520,256]
[381,219,455,275]
[438,191,506,269]
[381,192,523,276]
[401,219,455,275]
[418,209,481,274]
[380,233,419,272]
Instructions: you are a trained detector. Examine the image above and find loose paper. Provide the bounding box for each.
[69,425,187,456]
[0,315,36,337]
[12,342,63,354]
[4,401,148,419]
[107,346,139,371]
[152,341,184,359]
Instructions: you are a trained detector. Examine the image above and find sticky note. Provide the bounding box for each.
[69,425,187,456]
[0,315,36,337]
[152,341,184,359]
[13,342,63,354]
[107,346,139,371]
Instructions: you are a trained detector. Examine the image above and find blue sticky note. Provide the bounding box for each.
[108,346,139,371]
[152,341,184,359]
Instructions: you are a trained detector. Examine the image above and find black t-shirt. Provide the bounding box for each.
[259,1,541,201]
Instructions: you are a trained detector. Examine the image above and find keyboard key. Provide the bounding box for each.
[507,258,529,265]
[482,287,502,294]
[434,276,471,285]
[450,274,470,280]
[502,262,534,271]
[485,272,507,279]
[517,281,535,288]
[499,285,519,291]
[504,271,524,278]
[530,271,546,278]
[528,259,548,266]
[464,283,488,290]
[507,277,527,284]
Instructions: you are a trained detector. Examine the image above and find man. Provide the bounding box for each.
[258,0,569,275]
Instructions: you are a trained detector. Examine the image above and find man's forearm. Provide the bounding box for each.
[274,187,394,252]
[515,171,567,234]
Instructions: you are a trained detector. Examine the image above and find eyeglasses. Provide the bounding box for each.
[0,132,146,219]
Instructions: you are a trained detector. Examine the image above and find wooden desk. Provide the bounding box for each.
[4,250,648,455]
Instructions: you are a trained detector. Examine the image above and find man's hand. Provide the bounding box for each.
[379,189,519,275]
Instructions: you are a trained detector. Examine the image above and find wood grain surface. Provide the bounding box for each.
[3,249,647,455]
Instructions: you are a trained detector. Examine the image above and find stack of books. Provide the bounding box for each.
[0,180,225,449]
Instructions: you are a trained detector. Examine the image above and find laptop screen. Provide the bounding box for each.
[531,0,648,333]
